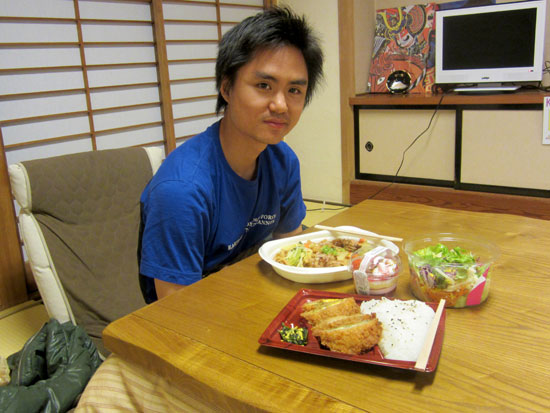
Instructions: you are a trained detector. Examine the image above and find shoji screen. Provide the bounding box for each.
[0,0,266,165]
[163,0,265,147]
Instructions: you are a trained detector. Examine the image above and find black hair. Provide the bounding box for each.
[215,6,324,114]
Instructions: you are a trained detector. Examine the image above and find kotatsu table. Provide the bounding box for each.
[103,200,550,412]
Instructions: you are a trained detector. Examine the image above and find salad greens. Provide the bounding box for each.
[411,243,487,289]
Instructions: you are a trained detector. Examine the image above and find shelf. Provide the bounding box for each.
[349,89,548,106]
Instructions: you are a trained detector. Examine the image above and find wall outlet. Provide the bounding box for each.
[544,96,550,145]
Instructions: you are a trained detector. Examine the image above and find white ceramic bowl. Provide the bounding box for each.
[258,226,399,284]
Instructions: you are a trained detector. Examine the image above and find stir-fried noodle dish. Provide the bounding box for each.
[274,238,367,268]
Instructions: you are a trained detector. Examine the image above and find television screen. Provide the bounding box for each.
[435,0,546,91]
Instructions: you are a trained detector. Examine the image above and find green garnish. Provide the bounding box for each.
[321,245,338,255]
[279,323,308,346]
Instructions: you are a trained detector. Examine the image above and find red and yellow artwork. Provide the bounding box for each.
[368,3,437,94]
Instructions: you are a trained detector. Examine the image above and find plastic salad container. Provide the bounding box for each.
[404,233,499,308]
[350,245,401,295]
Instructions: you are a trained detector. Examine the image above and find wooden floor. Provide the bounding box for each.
[0,200,349,359]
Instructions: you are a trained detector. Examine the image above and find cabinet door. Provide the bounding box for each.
[357,109,455,181]
[462,110,550,190]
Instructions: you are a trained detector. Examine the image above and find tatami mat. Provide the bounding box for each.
[303,200,349,228]
[0,300,49,358]
[0,201,349,359]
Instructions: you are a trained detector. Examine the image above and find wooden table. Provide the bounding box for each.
[103,200,550,412]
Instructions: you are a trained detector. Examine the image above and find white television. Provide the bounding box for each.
[435,0,547,93]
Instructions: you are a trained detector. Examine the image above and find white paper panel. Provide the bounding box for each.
[0,94,88,121]
[220,23,237,36]
[96,125,165,150]
[220,0,263,5]
[93,106,162,131]
[0,22,78,43]
[174,115,220,138]
[162,3,217,21]
[5,139,93,166]
[84,45,156,65]
[0,70,84,95]
[81,22,154,42]
[0,0,75,18]
[220,6,259,22]
[78,0,151,21]
[164,22,218,41]
[168,61,215,80]
[91,86,160,110]
[87,66,158,87]
[172,97,216,119]
[2,116,91,146]
[0,47,82,69]
[166,43,218,60]
[171,79,216,99]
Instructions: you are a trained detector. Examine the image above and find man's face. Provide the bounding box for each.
[221,46,308,146]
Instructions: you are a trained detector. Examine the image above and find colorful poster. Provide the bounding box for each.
[367,3,437,94]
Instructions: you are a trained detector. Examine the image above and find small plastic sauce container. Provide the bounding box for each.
[350,246,401,296]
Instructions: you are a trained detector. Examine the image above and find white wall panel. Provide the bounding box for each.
[164,22,218,41]
[5,139,93,166]
[220,0,263,5]
[84,45,156,65]
[87,66,158,87]
[174,115,220,138]
[2,116,90,145]
[78,0,151,21]
[0,47,82,69]
[0,94,88,121]
[96,125,165,150]
[0,22,78,43]
[0,0,75,18]
[219,7,259,22]
[172,98,216,119]
[81,22,154,42]
[93,107,162,131]
[91,86,160,110]
[0,71,84,95]
[162,3,217,21]
[168,61,215,80]
[171,79,216,99]
[166,43,218,60]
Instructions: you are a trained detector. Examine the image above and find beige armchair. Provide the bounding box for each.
[8,147,163,356]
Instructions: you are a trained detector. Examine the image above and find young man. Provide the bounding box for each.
[139,7,324,302]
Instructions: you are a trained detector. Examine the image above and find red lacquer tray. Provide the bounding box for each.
[258,289,445,372]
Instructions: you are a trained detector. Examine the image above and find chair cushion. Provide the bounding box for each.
[10,147,162,355]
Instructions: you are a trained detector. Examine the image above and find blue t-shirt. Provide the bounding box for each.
[139,121,305,301]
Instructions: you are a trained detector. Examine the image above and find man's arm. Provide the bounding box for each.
[154,278,185,300]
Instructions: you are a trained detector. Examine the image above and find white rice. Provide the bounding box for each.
[360,297,435,362]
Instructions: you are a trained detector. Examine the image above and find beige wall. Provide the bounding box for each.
[282,0,344,203]
[283,0,550,205]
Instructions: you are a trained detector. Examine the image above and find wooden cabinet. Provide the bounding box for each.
[461,110,550,191]
[351,90,549,197]
[357,109,455,183]
[348,90,550,220]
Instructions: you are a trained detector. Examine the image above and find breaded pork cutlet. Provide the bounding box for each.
[316,317,382,355]
[311,313,375,337]
[301,298,339,313]
[300,297,360,326]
